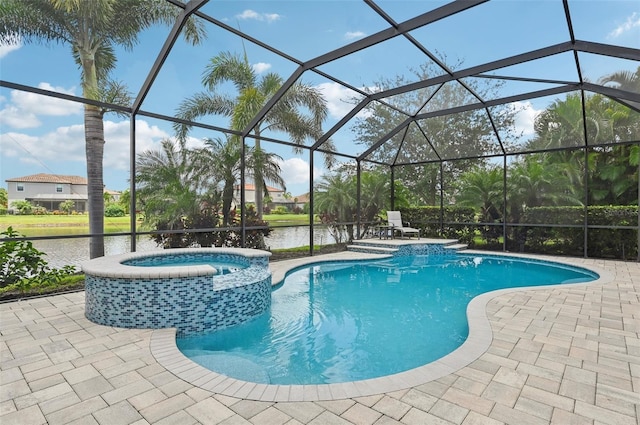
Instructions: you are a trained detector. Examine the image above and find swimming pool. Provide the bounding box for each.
[177,253,598,385]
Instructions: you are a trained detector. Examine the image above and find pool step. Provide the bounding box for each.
[347,245,398,255]
[444,243,468,251]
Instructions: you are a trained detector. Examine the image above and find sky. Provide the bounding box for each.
[1,0,638,198]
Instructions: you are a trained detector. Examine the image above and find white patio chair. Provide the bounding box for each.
[387,211,420,239]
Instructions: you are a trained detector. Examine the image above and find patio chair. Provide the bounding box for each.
[387,211,420,239]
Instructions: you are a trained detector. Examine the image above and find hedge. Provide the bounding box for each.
[519,205,637,260]
[399,206,475,244]
[397,205,637,260]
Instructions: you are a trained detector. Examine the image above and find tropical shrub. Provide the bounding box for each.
[230,205,272,250]
[0,227,76,294]
[0,188,7,209]
[32,206,48,215]
[151,205,220,249]
[105,203,126,217]
[11,200,33,215]
[271,206,289,215]
[59,200,75,215]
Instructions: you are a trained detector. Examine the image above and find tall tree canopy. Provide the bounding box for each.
[352,61,520,205]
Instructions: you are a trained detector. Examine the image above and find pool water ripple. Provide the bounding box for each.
[177,254,598,385]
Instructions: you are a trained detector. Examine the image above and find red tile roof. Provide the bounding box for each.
[293,192,310,202]
[234,184,284,192]
[5,173,88,185]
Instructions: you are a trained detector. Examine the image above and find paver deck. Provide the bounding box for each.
[1,252,638,424]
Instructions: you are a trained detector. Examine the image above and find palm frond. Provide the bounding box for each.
[203,51,256,92]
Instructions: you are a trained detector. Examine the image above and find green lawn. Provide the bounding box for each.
[264,213,316,227]
[1,213,315,236]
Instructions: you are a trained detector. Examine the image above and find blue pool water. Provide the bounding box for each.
[177,254,597,385]
[124,258,246,275]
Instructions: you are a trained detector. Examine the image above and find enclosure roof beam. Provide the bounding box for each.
[582,83,640,104]
[573,40,640,61]
[131,0,209,114]
[137,110,241,136]
[368,40,639,105]
[358,118,413,161]
[414,85,579,121]
[370,42,576,101]
[312,98,372,150]
[306,0,487,70]
[358,85,579,165]
[327,40,638,153]
[240,0,487,145]
[1,80,131,114]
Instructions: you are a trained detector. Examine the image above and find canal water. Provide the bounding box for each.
[34,226,337,269]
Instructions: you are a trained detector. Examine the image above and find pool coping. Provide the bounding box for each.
[149,249,613,402]
[81,247,271,279]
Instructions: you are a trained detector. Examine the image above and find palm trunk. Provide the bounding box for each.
[254,138,264,219]
[85,105,105,258]
[222,179,234,226]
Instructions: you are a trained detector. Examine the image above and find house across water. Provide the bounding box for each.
[5,173,120,213]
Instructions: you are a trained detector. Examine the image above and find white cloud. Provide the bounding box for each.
[105,120,170,170]
[277,157,322,194]
[0,105,41,128]
[12,82,81,115]
[0,119,169,173]
[316,82,362,119]
[182,135,207,150]
[510,101,541,136]
[252,62,271,74]
[0,35,21,58]
[0,126,86,168]
[264,13,281,23]
[608,12,640,39]
[345,31,366,40]
[236,9,281,23]
[0,82,82,129]
[0,132,39,164]
[237,9,260,20]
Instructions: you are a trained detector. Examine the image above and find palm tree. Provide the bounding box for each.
[136,139,218,248]
[191,136,285,227]
[599,66,640,110]
[0,188,7,209]
[528,89,639,205]
[456,167,504,242]
[315,173,356,243]
[0,0,205,258]
[176,51,330,218]
[530,93,591,152]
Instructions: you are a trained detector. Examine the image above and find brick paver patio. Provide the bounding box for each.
[1,254,638,424]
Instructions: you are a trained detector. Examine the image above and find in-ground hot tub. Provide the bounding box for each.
[82,248,271,335]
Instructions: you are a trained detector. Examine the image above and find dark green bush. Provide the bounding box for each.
[104,204,126,217]
[399,206,475,244]
[520,206,637,259]
[397,205,637,259]
[271,206,289,215]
